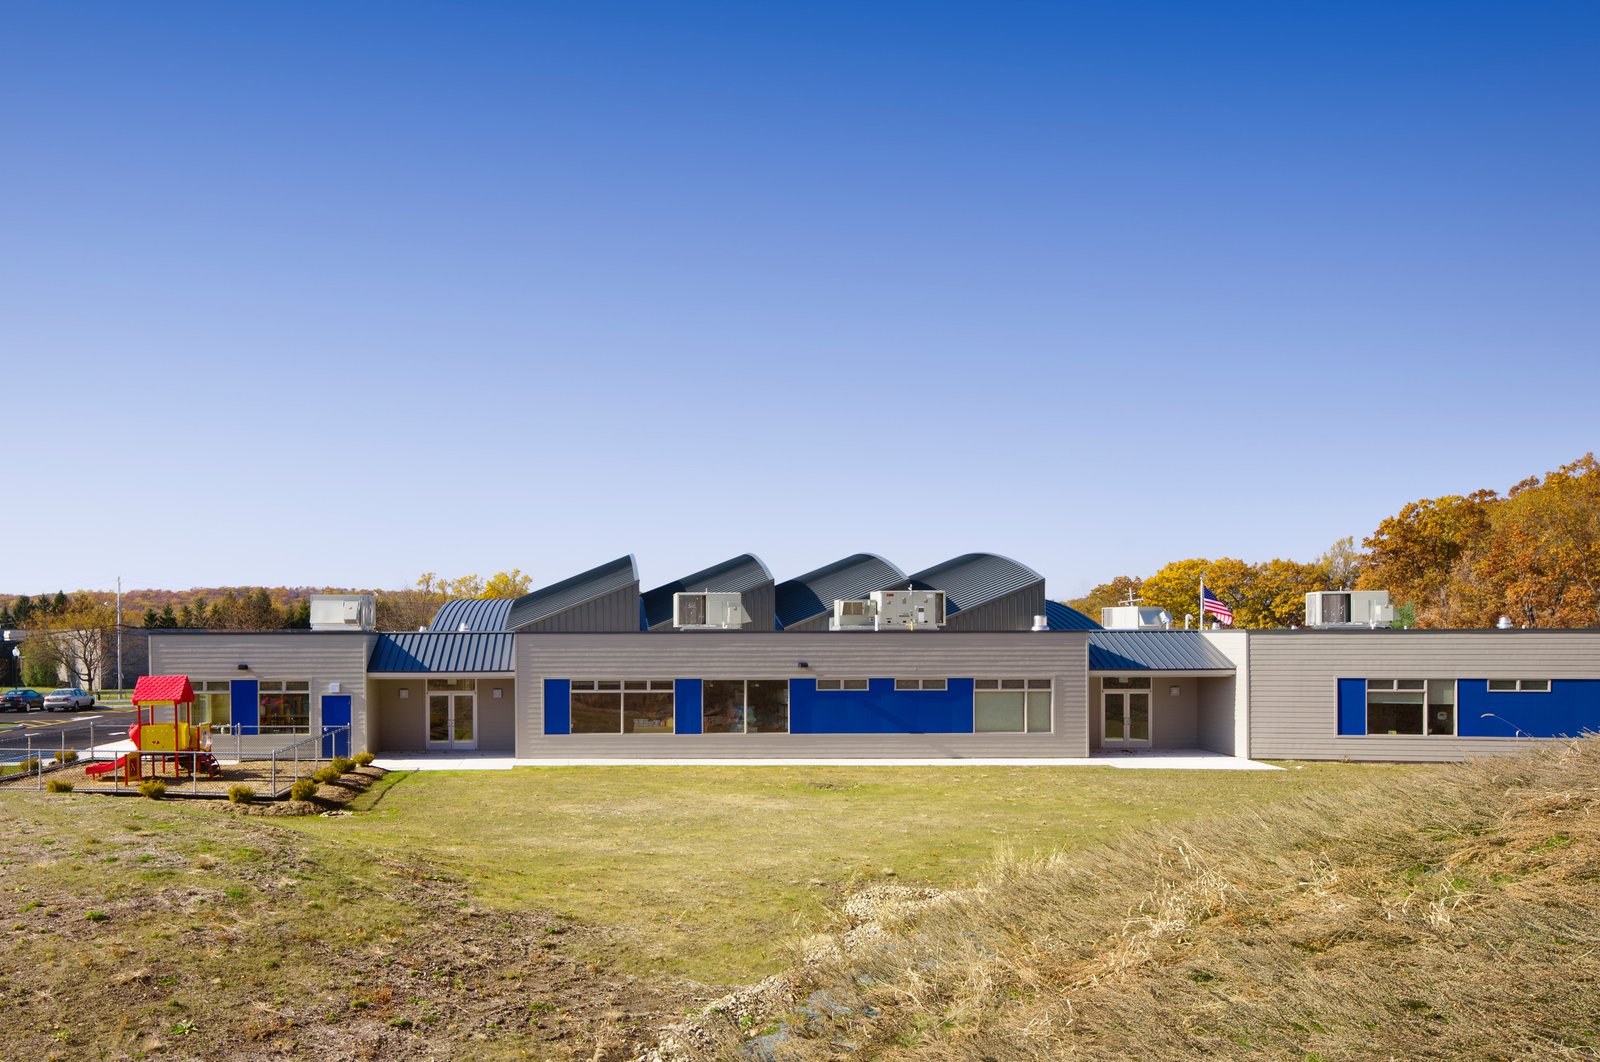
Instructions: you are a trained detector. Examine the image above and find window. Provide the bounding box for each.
[427,678,477,692]
[1488,679,1550,693]
[258,680,310,733]
[1102,676,1152,690]
[1365,679,1456,736]
[815,678,869,691]
[702,679,789,734]
[568,680,674,734]
[976,678,1052,733]
[193,680,231,726]
[893,678,948,691]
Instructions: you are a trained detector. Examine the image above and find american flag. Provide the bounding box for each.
[1201,586,1234,626]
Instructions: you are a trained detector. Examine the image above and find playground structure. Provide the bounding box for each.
[84,674,220,785]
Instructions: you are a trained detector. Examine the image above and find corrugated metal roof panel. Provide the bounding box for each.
[907,553,1044,614]
[1047,600,1102,631]
[429,598,514,632]
[368,632,516,673]
[1088,631,1235,671]
[641,554,774,629]
[774,553,906,629]
[507,556,640,631]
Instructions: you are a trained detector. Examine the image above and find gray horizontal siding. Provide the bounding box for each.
[517,631,1090,759]
[1247,630,1600,761]
[149,632,374,752]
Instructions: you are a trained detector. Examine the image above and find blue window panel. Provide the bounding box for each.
[1336,678,1367,736]
[231,679,259,732]
[320,694,352,757]
[674,679,703,734]
[791,677,975,734]
[543,679,571,735]
[1458,679,1600,738]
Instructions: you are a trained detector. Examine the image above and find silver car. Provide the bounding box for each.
[42,688,94,711]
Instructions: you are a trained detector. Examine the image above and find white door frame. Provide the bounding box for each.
[426,691,478,751]
[1102,688,1152,748]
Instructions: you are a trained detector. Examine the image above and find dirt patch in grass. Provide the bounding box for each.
[0,792,712,1060]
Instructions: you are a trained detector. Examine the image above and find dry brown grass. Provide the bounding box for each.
[682,739,1600,1060]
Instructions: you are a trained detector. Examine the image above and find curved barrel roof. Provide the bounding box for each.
[429,598,515,633]
[907,553,1044,615]
[774,553,906,629]
[1046,600,1102,631]
[641,554,774,630]
[508,555,640,631]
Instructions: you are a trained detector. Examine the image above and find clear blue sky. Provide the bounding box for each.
[3,2,1596,598]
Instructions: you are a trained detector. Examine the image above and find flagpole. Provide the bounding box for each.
[1199,575,1204,632]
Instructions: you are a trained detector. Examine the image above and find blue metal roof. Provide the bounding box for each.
[1088,631,1235,671]
[429,598,514,632]
[907,553,1043,614]
[641,554,773,629]
[1047,600,1102,631]
[369,632,516,673]
[507,555,639,630]
[774,553,905,629]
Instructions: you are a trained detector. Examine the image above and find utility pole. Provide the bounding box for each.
[115,576,123,693]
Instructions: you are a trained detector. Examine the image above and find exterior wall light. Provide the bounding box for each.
[237,663,249,671]
[797,661,809,669]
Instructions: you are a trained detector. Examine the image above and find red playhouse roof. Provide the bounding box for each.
[132,675,195,705]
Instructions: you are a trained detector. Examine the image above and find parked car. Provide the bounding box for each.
[0,689,45,712]
[43,687,95,711]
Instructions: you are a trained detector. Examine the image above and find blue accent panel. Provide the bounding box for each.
[543,679,571,735]
[1458,679,1600,738]
[320,694,352,757]
[231,680,259,731]
[1336,678,1367,735]
[791,677,975,734]
[675,679,702,734]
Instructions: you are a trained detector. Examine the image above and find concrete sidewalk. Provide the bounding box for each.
[373,750,1282,772]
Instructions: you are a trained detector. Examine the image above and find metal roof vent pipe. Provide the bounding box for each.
[1032,615,1048,631]
[1497,616,1514,629]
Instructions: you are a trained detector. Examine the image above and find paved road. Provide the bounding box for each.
[0,706,136,762]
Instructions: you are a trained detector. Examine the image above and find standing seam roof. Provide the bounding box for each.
[1088,631,1236,671]
[641,554,773,629]
[774,553,906,629]
[507,556,640,630]
[368,632,516,672]
[907,553,1044,614]
[1046,600,1103,631]
[429,598,514,632]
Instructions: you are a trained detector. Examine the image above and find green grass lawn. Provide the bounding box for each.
[280,761,1426,983]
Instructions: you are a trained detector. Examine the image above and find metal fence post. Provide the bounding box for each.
[271,749,277,796]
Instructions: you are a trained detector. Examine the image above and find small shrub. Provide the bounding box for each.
[329,755,355,775]
[311,766,341,785]
[85,910,108,922]
[289,779,317,802]
[139,779,167,800]
[227,784,255,805]
[353,751,375,767]
[45,778,73,794]
[53,750,78,765]
[16,757,39,774]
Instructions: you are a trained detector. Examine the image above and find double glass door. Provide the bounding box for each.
[427,692,476,750]
[1102,689,1150,747]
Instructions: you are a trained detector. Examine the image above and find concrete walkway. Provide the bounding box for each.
[373,749,1282,772]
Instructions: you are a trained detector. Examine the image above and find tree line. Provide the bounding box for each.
[1069,454,1600,630]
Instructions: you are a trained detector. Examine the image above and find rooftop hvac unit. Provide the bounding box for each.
[309,594,376,631]
[1100,606,1172,630]
[673,591,750,629]
[1305,590,1394,628]
[829,589,946,631]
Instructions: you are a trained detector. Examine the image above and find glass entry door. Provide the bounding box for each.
[426,692,476,751]
[1102,690,1151,748]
